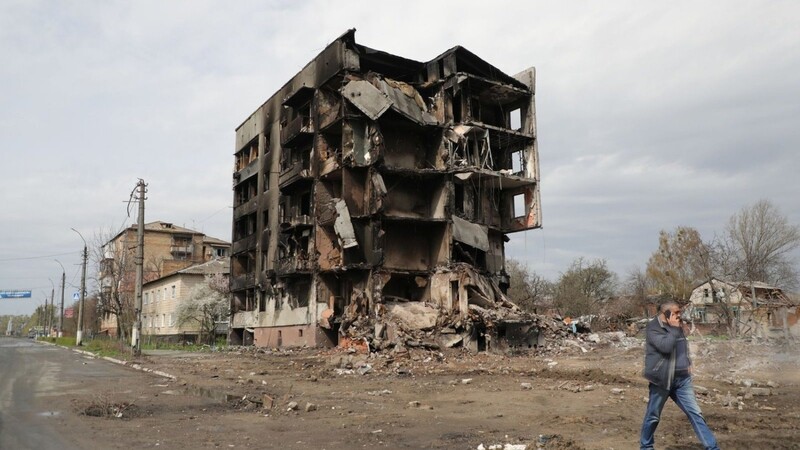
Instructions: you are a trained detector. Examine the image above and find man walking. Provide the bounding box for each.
[640,302,720,450]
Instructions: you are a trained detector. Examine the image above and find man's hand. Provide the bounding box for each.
[667,313,681,328]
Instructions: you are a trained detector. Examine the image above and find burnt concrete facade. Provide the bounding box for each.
[230,30,541,351]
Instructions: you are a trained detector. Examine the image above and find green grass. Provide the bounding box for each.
[140,341,203,351]
[81,339,131,359]
[139,340,228,352]
[42,336,76,347]
[703,334,731,341]
[40,335,228,356]
[38,336,133,359]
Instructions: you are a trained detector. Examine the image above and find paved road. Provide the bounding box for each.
[0,338,149,450]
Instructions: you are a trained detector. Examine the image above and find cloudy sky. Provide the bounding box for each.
[1,1,798,316]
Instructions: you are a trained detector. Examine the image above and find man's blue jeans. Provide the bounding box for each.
[640,374,720,450]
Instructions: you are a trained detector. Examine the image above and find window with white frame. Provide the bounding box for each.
[171,285,176,299]
[169,313,175,327]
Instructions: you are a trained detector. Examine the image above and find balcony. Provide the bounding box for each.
[279,163,312,189]
[232,234,258,254]
[170,245,193,257]
[280,214,313,230]
[281,114,314,148]
[231,273,256,291]
[275,257,313,276]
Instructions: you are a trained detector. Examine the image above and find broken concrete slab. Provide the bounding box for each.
[341,80,392,120]
[385,302,438,331]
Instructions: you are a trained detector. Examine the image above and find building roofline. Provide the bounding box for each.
[142,258,230,288]
[106,221,215,247]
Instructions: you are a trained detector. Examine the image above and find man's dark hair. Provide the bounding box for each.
[659,302,679,314]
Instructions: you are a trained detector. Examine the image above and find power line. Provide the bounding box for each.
[0,251,76,262]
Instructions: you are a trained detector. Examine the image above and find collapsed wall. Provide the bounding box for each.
[229,29,541,352]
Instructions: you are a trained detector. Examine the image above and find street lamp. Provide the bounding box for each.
[55,259,65,338]
[71,228,88,346]
[47,278,55,337]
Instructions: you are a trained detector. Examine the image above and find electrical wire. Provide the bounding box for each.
[0,251,75,262]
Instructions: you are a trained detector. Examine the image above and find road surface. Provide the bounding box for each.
[0,338,163,449]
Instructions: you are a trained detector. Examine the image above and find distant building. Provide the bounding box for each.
[230,30,541,350]
[142,258,229,342]
[687,278,798,337]
[98,221,230,338]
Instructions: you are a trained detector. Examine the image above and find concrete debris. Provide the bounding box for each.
[478,444,527,450]
[367,389,392,396]
[520,383,532,390]
[749,387,772,396]
[439,334,464,348]
[385,302,438,331]
[305,402,317,412]
[286,401,299,411]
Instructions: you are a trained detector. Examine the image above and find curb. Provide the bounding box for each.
[35,339,178,380]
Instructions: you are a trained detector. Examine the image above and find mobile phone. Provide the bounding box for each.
[664,310,672,320]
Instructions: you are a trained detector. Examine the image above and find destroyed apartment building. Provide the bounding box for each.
[230,30,541,353]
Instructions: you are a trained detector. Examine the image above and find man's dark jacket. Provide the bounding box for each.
[643,316,688,390]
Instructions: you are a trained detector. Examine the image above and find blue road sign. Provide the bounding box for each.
[72,292,80,300]
[0,290,32,299]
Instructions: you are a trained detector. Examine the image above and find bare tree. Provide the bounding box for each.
[505,258,552,313]
[92,227,161,342]
[176,273,230,345]
[553,258,617,317]
[723,199,800,291]
[624,266,655,317]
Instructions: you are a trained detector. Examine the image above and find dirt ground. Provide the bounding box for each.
[66,336,800,449]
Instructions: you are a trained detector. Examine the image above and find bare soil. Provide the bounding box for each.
[67,337,800,449]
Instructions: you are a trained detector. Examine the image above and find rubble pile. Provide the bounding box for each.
[336,289,574,355]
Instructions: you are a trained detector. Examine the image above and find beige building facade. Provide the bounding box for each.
[99,221,230,337]
[142,258,229,341]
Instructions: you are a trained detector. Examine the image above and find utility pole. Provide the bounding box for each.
[56,260,65,338]
[48,286,54,337]
[131,179,146,356]
[72,228,88,346]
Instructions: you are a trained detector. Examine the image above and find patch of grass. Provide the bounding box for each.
[703,334,731,341]
[82,339,131,359]
[138,338,228,352]
[54,336,75,346]
[140,341,201,351]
